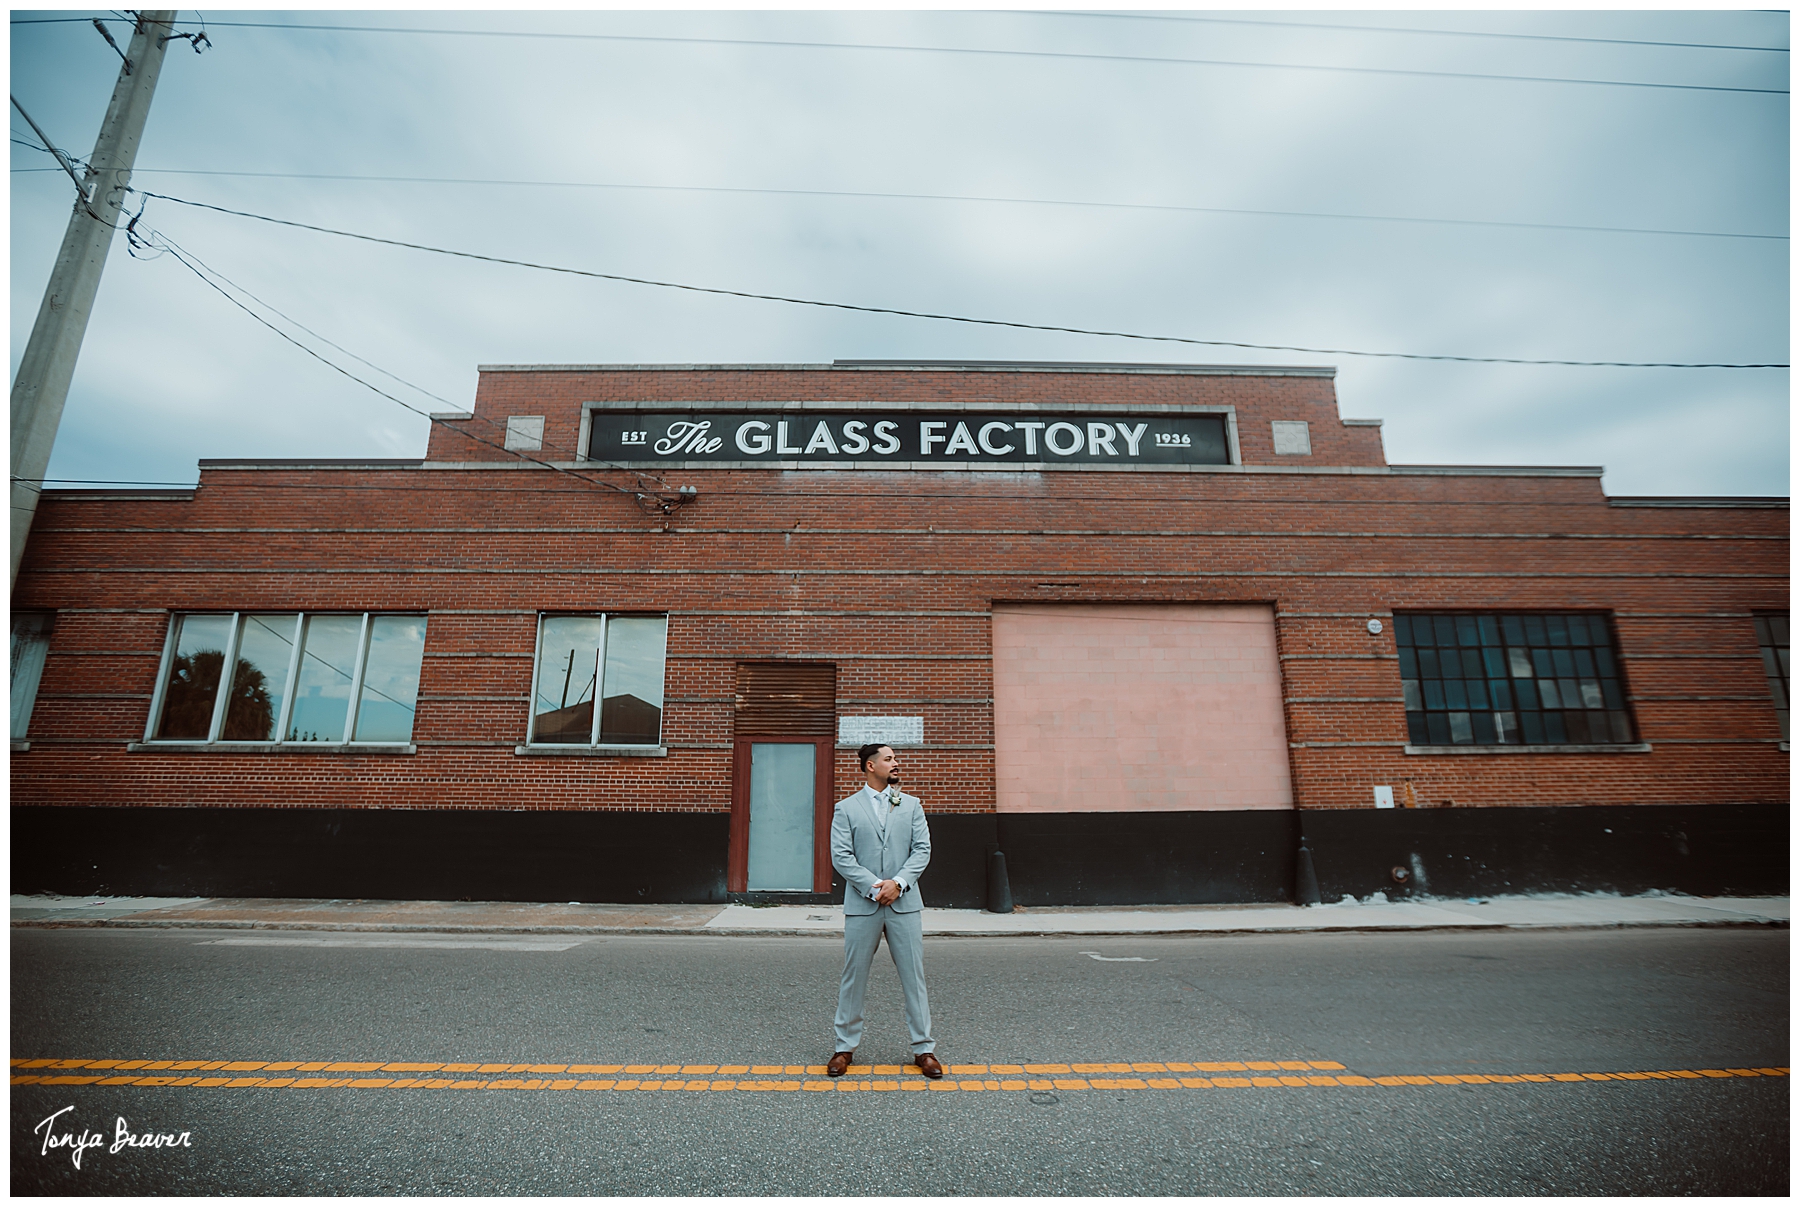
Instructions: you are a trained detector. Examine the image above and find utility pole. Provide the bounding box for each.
[11,11,178,590]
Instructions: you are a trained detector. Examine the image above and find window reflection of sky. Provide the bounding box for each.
[288,616,361,741]
[354,616,426,742]
[603,617,666,708]
[536,617,606,715]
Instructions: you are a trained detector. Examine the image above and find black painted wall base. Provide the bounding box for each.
[11,802,1787,908]
[11,806,730,904]
[916,811,1299,908]
[1301,802,1788,901]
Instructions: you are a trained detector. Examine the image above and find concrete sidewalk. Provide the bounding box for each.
[10,892,1788,936]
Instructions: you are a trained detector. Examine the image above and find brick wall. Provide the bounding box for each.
[13,365,1786,823]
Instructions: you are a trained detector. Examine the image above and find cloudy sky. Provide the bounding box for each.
[10,7,1789,497]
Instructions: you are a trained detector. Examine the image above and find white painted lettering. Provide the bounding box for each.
[111,1116,194,1153]
[1116,422,1147,456]
[736,421,772,455]
[655,420,713,456]
[919,421,948,455]
[36,1107,105,1170]
[775,421,801,455]
[1045,422,1084,456]
[872,422,901,455]
[944,422,979,456]
[803,421,839,455]
[1015,421,1046,455]
[1086,422,1119,456]
[840,421,871,455]
[978,421,1014,455]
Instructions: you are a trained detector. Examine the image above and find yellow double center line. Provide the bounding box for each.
[11,1057,1787,1093]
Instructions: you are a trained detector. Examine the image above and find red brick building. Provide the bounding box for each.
[11,361,1788,904]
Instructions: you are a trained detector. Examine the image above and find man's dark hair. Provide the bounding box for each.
[858,743,891,772]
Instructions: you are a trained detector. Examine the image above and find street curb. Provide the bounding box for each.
[10,917,1786,936]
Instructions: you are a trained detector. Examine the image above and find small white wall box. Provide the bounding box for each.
[1373,785,1396,809]
[504,415,546,451]
[1271,421,1312,455]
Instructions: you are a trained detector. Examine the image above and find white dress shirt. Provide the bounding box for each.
[863,783,913,902]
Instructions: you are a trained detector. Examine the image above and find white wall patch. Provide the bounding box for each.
[1271,420,1312,455]
[838,715,924,746]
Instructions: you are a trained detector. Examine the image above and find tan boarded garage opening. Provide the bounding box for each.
[992,603,1294,813]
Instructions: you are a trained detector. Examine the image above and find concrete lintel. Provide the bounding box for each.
[1403,742,1653,756]
[126,742,417,755]
[1608,496,1789,509]
[580,398,1242,415]
[197,459,425,471]
[513,745,669,757]
[476,361,1339,377]
[1389,464,1605,478]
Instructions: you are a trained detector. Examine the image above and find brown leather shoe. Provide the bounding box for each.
[914,1053,944,1079]
[827,1051,854,1077]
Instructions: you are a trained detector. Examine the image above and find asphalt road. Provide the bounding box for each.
[12,925,1788,1195]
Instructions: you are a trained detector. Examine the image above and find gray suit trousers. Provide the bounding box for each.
[833,904,934,1055]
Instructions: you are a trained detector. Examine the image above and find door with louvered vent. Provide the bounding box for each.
[729,663,837,894]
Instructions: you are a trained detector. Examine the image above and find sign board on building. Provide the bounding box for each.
[586,410,1231,468]
[838,715,925,747]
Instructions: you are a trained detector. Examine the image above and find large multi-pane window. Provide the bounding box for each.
[147,613,427,745]
[529,614,668,747]
[1396,612,1635,748]
[1754,612,1788,741]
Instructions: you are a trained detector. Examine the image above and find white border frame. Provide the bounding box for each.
[577,400,1242,473]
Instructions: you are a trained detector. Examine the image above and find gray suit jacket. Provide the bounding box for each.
[831,787,931,915]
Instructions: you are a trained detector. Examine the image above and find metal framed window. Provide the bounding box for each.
[1754,611,1788,741]
[1396,612,1636,747]
[11,612,53,742]
[144,612,427,745]
[528,614,668,747]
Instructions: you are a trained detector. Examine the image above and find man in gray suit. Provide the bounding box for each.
[826,742,943,1079]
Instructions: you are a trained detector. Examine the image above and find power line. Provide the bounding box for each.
[131,190,1790,370]
[134,241,654,478]
[133,228,692,513]
[1029,11,1791,54]
[16,17,1787,96]
[10,162,1784,243]
[20,12,1794,55]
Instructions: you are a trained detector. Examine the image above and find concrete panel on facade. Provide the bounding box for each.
[992,603,1294,813]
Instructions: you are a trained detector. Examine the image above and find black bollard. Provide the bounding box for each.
[1295,839,1322,907]
[986,848,1015,914]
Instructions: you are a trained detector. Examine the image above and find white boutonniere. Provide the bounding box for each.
[886,787,903,808]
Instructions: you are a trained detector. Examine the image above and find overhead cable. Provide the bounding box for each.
[18,18,1786,96]
[131,191,1790,370]
[10,96,88,198]
[7,162,1779,242]
[135,229,693,513]
[1025,11,1790,54]
[139,242,653,477]
[19,12,1792,55]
